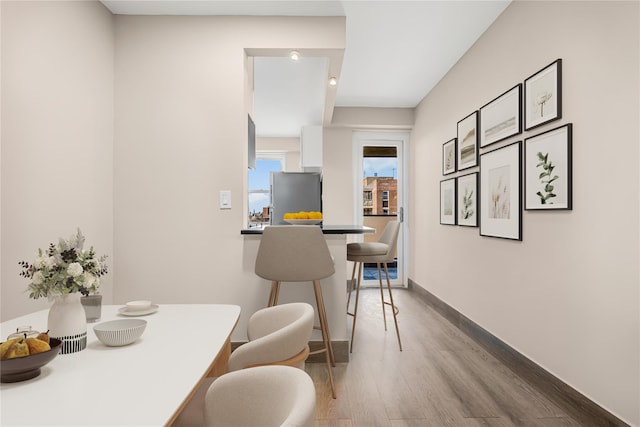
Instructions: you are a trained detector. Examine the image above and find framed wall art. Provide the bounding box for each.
[457,111,478,170]
[479,141,522,240]
[525,59,562,131]
[440,178,456,225]
[442,138,456,175]
[525,123,572,210]
[479,84,522,148]
[457,172,478,227]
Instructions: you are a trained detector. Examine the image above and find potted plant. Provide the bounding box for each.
[19,228,108,353]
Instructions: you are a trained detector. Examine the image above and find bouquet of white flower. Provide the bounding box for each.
[19,228,108,299]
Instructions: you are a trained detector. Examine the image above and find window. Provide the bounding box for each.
[248,153,284,227]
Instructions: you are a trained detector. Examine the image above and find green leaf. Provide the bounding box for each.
[545,184,554,192]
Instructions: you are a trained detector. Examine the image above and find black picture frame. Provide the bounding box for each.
[525,59,562,131]
[457,111,478,170]
[479,141,522,240]
[442,138,456,175]
[457,172,478,227]
[440,178,456,225]
[524,123,572,210]
[479,84,522,148]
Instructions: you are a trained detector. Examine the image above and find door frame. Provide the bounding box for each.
[352,131,409,287]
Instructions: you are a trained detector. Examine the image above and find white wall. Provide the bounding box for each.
[409,1,639,424]
[113,15,346,340]
[1,1,114,321]
[256,137,302,172]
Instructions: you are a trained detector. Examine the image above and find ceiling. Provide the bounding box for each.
[100,1,511,137]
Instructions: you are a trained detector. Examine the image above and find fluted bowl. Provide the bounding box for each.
[93,319,147,347]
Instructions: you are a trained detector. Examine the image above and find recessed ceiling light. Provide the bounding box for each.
[328,77,338,86]
[289,50,300,61]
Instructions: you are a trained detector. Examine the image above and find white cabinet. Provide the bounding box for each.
[301,125,322,170]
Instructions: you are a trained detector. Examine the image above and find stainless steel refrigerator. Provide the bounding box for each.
[270,172,322,225]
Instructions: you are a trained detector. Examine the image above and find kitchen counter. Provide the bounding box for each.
[241,224,374,362]
[241,224,374,235]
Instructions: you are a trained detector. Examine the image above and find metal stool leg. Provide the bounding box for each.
[382,262,402,351]
[376,263,388,331]
[267,281,280,307]
[311,279,336,398]
[348,261,364,353]
[346,261,358,310]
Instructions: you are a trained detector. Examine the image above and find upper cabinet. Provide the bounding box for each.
[301,125,323,171]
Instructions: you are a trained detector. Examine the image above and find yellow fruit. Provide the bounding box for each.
[26,337,51,355]
[36,330,50,344]
[0,338,19,359]
[2,338,29,360]
[283,213,294,220]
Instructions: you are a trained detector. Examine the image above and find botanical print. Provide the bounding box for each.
[525,59,561,130]
[525,124,571,210]
[489,165,510,219]
[461,187,474,219]
[527,65,558,124]
[457,173,477,227]
[535,151,558,204]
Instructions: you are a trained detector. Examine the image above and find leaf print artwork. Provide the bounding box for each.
[461,187,474,219]
[536,151,558,204]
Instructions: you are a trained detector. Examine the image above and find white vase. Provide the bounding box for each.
[48,293,87,354]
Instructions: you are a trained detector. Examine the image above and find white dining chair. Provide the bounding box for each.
[347,220,402,352]
[172,303,315,427]
[204,365,316,427]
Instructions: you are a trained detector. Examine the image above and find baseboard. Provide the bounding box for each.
[231,340,350,364]
[408,279,629,427]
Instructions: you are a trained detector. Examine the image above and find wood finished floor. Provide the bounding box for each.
[305,288,584,427]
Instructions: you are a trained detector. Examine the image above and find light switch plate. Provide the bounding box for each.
[219,190,231,209]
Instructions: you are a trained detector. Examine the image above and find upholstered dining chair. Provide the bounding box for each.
[254,225,337,398]
[172,303,315,427]
[347,220,402,352]
[204,365,316,427]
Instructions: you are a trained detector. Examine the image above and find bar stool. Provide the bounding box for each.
[347,221,402,352]
[255,225,337,398]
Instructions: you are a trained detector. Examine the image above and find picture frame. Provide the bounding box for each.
[525,59,562,131]
[479,84,522,148]
[457,111,478,170]
[457,172,478,227]
[525,123,572,210]
[440,178,456,225]
[479,141,522,240]
[442,138,456,175]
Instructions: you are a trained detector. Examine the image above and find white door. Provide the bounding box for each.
[353,132,408,287]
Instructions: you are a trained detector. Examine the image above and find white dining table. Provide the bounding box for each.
[0,304,240,426]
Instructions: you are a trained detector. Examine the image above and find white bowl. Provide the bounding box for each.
[93,319,147,347]
[125,300,152,312]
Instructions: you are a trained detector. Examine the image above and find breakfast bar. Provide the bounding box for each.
[241,225,374,362]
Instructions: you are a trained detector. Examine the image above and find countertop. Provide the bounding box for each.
[241,224,375,235]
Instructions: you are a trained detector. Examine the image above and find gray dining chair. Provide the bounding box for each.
[254,225,337,398]
[347,220,402,352]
